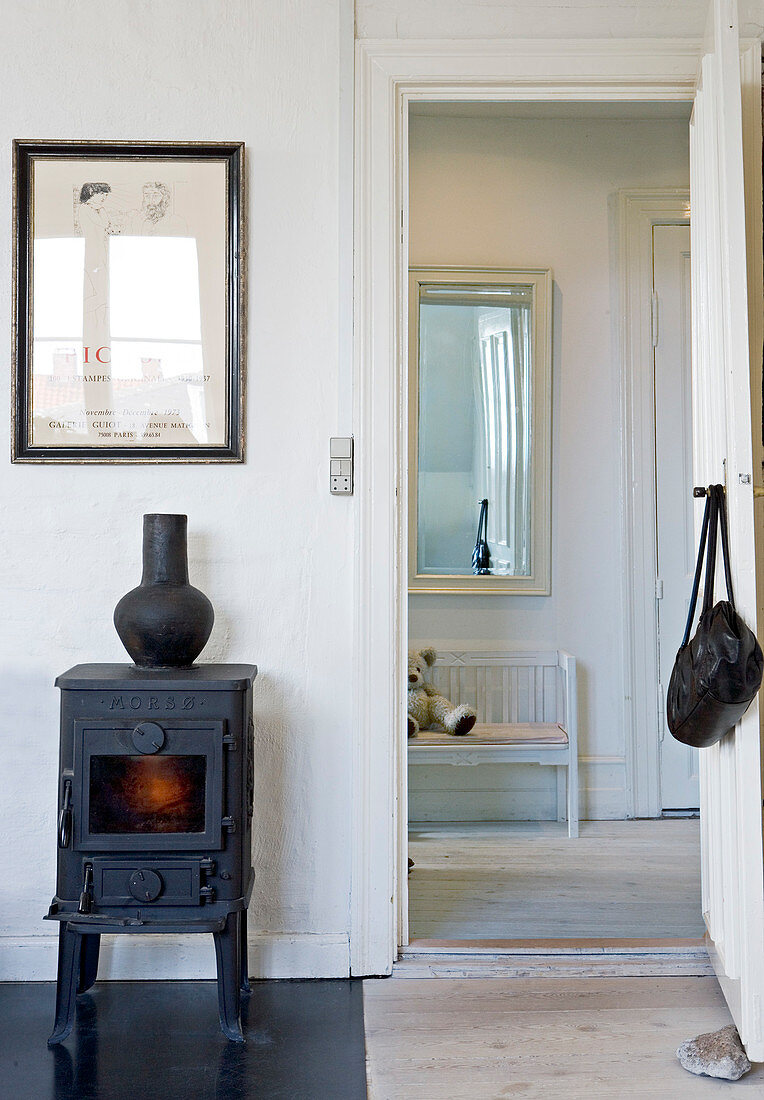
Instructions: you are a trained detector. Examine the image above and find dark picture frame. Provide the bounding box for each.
[12,140,244,463]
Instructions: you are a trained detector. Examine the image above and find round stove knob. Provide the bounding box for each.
[132,722,165,754]
[128,869,163,902]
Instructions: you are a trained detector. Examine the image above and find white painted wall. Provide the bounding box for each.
[408,110,689,821]
[0,0,752,983]
[0,0,354,980]
[356,0,764,41]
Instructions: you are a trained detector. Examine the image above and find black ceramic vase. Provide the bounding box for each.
[114,514,214,669]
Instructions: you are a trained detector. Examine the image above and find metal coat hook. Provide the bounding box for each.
[694,482,764,498]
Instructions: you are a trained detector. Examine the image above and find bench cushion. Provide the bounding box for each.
[412,723,568,747]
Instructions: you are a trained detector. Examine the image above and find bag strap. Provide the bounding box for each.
[701,486,719,617]
[474,499,488,545]
[714,483,735,607]
[680,489,713,648]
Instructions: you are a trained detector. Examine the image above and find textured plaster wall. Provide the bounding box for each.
[408,111,690,820]
[0,0,353,979]
[356,0,764,40]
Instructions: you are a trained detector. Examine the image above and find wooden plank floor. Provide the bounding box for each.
[408,819,704,941]
[394,948,713,979]
[364,976,764,1098]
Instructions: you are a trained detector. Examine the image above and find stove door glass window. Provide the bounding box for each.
[89,755,207,834]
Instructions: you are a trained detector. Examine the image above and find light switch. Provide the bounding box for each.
[330,437,352,459]
[330,437,353,494]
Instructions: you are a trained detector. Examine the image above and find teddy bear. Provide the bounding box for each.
[407,647,477,737]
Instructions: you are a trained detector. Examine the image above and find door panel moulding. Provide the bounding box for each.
[617,189,691,821]
[351,37,713,979]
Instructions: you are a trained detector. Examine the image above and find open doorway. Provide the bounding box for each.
[352,27,764,1056]
[404,101,699,947]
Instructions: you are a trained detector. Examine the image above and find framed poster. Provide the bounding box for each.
[12,140,244,462]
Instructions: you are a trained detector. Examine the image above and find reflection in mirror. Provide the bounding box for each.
[409,268,552,595]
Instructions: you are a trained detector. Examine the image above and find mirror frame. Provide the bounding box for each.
[408,265,552,595]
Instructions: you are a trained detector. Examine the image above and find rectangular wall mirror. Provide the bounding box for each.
[409,266,552,594]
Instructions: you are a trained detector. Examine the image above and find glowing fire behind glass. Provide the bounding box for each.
[89,755,206,834]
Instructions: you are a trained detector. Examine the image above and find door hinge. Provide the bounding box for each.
[655,578,664,599]
[651,291,659,347]
[658,682,665,740]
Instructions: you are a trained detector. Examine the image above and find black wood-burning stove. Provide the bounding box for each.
[46,663,256,1046]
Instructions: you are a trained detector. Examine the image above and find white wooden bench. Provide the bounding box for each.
[408,650,579,837]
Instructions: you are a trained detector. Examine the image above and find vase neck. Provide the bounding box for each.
[141,514,189,585]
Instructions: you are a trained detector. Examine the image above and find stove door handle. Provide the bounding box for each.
[58,780,72,849]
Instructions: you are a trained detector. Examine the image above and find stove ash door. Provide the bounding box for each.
[73,720,225,851]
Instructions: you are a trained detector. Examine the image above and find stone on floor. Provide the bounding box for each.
[677,1023,751,1081]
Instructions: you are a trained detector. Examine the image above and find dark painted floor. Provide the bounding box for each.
[0,980,367,1100]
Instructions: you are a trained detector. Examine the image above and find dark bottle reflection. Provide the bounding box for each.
[89,755,206,834]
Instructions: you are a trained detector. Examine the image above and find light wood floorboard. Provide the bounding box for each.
[394,952,712,978]
[408,819,704,941]
[364,976,764,1098]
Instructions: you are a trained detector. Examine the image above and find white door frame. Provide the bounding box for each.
[350,37,710,976]
[618,190,691,819]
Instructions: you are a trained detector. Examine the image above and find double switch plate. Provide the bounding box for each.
[330,437,353,495]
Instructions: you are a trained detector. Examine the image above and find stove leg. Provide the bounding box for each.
[239,908,250,994]
[48,925,82,1047]
[77,933,100,994]
[214,913,244,1042]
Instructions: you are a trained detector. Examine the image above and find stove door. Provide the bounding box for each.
[73,720,225,851]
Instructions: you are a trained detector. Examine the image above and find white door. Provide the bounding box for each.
[654,224,700,811]
[691,0,764,1059]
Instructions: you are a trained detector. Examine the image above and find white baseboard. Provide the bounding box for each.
[0,931,350,981]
